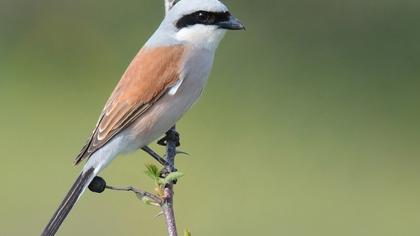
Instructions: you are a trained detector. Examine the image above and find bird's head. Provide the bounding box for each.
[148,0,245,50]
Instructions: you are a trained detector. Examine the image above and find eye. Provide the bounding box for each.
[195,11,215,24]
[197,11,208,21]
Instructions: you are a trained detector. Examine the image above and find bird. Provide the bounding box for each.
[41,0,244,235]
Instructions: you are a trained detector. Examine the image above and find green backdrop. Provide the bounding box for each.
[1,0,420,235]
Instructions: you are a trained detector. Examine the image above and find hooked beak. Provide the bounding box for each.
[217,15,245,30]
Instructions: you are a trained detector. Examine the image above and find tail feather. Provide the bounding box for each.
[41,167,96,236]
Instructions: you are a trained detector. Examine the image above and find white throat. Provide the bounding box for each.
[175,25,226,50]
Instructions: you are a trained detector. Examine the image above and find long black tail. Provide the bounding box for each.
[41,168,95,236]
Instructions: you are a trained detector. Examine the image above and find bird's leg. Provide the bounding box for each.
[144,128,183,166]
[157,128,190,157]
[141,146,168,166]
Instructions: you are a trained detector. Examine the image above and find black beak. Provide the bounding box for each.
[217,15,245,30]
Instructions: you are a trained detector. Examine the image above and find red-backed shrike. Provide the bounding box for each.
[42,0,244,235]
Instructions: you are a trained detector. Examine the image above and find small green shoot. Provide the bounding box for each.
[138,195,160,207]
[161,171,184,185]
[144,164,160,182]
[184,229,191,236]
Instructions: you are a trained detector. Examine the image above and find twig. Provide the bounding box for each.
[162,126,178,236]
[105,185,162,205]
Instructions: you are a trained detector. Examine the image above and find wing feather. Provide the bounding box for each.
[74,45,186,165]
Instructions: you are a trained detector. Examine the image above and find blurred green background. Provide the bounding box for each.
[1,0,420,235]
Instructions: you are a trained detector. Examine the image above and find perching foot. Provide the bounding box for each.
[157,129,180,147]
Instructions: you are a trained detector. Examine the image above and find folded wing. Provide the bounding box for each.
[74,45,186,165]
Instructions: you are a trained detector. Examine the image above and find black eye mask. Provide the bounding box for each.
[176,11,231,29]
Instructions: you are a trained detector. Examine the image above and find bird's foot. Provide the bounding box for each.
[157,129,180,147]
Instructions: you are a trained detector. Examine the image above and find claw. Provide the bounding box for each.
[157,137,167,146]
[157,129,180,147]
